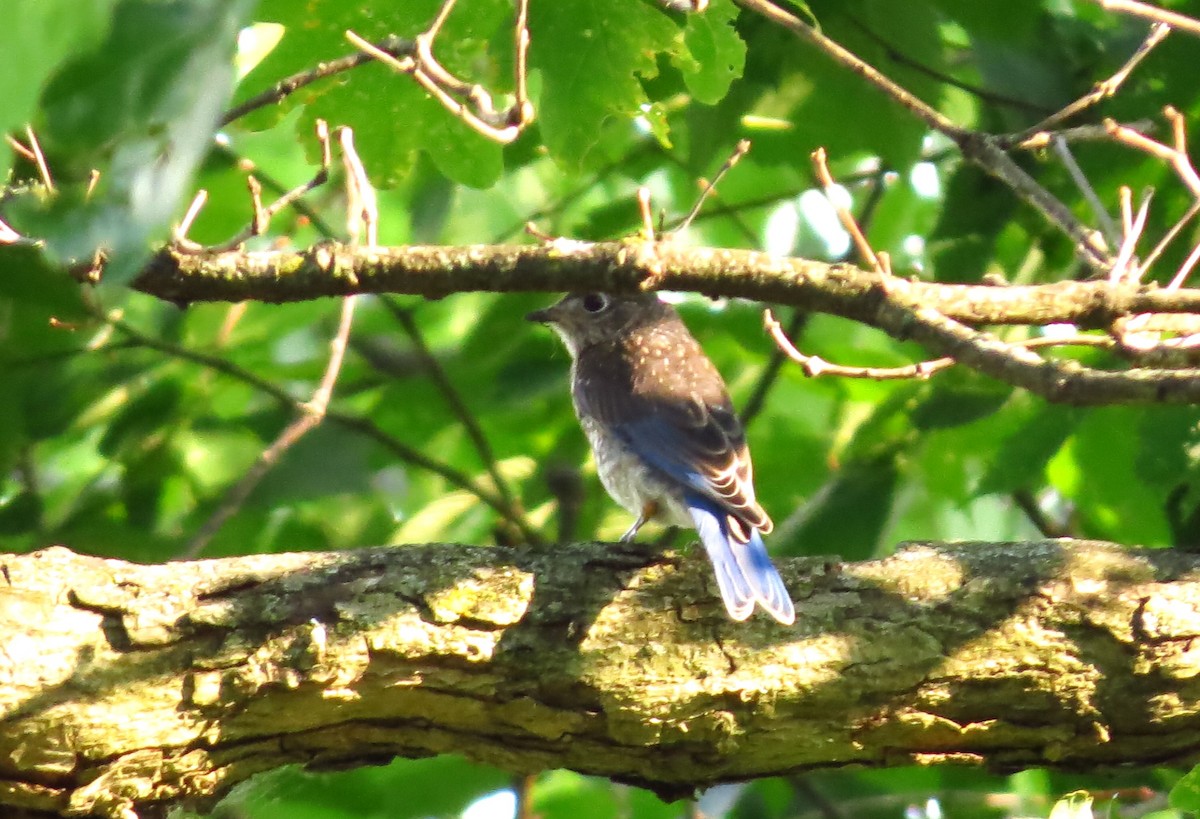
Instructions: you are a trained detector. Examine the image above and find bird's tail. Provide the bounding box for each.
[686,493,795,625]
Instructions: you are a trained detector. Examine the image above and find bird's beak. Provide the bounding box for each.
[526,298,567,324]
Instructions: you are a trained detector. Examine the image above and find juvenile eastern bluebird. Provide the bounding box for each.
[527,292,795,625]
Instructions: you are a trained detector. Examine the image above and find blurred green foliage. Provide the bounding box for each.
[5,0,1200,816]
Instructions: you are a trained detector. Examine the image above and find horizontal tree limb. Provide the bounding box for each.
[136,241,1200,327]
[2,540,1200,817]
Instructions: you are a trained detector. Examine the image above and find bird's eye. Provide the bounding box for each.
[581,293,609,313]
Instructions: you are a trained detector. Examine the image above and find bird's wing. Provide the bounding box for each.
[577,384,772,539]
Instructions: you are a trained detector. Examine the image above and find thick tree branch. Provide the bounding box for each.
[2,540,1200,817]
[136,241,1200,325]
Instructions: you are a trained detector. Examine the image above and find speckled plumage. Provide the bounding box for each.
[528,292,795,625]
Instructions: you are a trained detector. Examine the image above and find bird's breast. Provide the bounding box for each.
[578,415,693,529]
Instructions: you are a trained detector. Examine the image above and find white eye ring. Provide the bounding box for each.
[581,293,609,313]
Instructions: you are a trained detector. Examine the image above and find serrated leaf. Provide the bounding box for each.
[245,0,508,187]
[676,0,746,104]
[529,0,679,169]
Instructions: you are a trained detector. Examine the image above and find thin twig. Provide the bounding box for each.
[515,774,538,819]
[512,0,533,126]
[220,35,412,126]
[742,310,808,427]
[0,216,24,245]
[675,139,751,232]
[182,126,365,558]
[1107,115,1200,196]
[4,133,36,162]
[1142,200,1200,274]
[764,308,1114,380]
[1012,488,1075,539]
[812,147,879,271]
[1005,22,1170,146]
[99,310,537,538]
[847,16,1053,117]
[733,0,1112,272]
[1092,0,1200,38]
[384,299,523,517]
[174,190,209,246]
[1053,136,1121,250]
[1109,187,1152,285]
[637,187,656,240]
[178,298,352,559]
[1012,119,1155,151]
[188,122,333,254]
[24,126,54,193]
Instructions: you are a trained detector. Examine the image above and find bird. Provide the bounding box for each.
[527,292,795,624]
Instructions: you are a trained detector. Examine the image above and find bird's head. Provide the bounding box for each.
[526,292,672,356]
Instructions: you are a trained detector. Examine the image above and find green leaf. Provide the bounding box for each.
[25,0,252,282]
[976,404,1076,496]
[1170,764,1200,812]
[246,0,508,187]
[98,379,183,458]
[786,452,899,561]
[910,378,1012,431]
[0,0,117,179]
[675,0,746,104]
[529,0,679,169]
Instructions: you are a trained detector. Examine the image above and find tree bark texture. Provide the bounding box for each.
[2,539,1200,817]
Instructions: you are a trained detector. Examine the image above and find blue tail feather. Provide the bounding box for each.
[685,494,795,625]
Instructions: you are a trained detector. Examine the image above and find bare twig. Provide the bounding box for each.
[732,0,1112,272]
[1109,186,1152,285]
[181,127,366,559]
[764,308,1113,381]
[338,126,377,246]
[1012,488,1075,539]
[97,311,538,540]
[637,187,656,240]
[186,121,333,255]
[345,0,534,146]
[0,216,24,245]
[1053,137,1121,249]
[220,35,412,126]
[811,147,880,271]
[4,133,36,163]
[1142,200,1200,274]
[384,299,526,526]
[178,298,357,559]
[1005,22,1170,147]
[1013,120,1155,151]
[1107,114,1200,197]
[1091,0,1200,38]
[675,139,751,232]
[173,190,209,247]
[742,310,808,427]
[24,126,54,193]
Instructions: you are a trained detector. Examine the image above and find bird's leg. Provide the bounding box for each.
[620,500,659,542]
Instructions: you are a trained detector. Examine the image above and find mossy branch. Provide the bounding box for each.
[2,539,1199,817]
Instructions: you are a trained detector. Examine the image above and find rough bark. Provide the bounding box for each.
[2,539,1200,818]
[136,241,1200,328]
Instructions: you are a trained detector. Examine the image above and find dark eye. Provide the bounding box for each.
[581,293,609,313]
